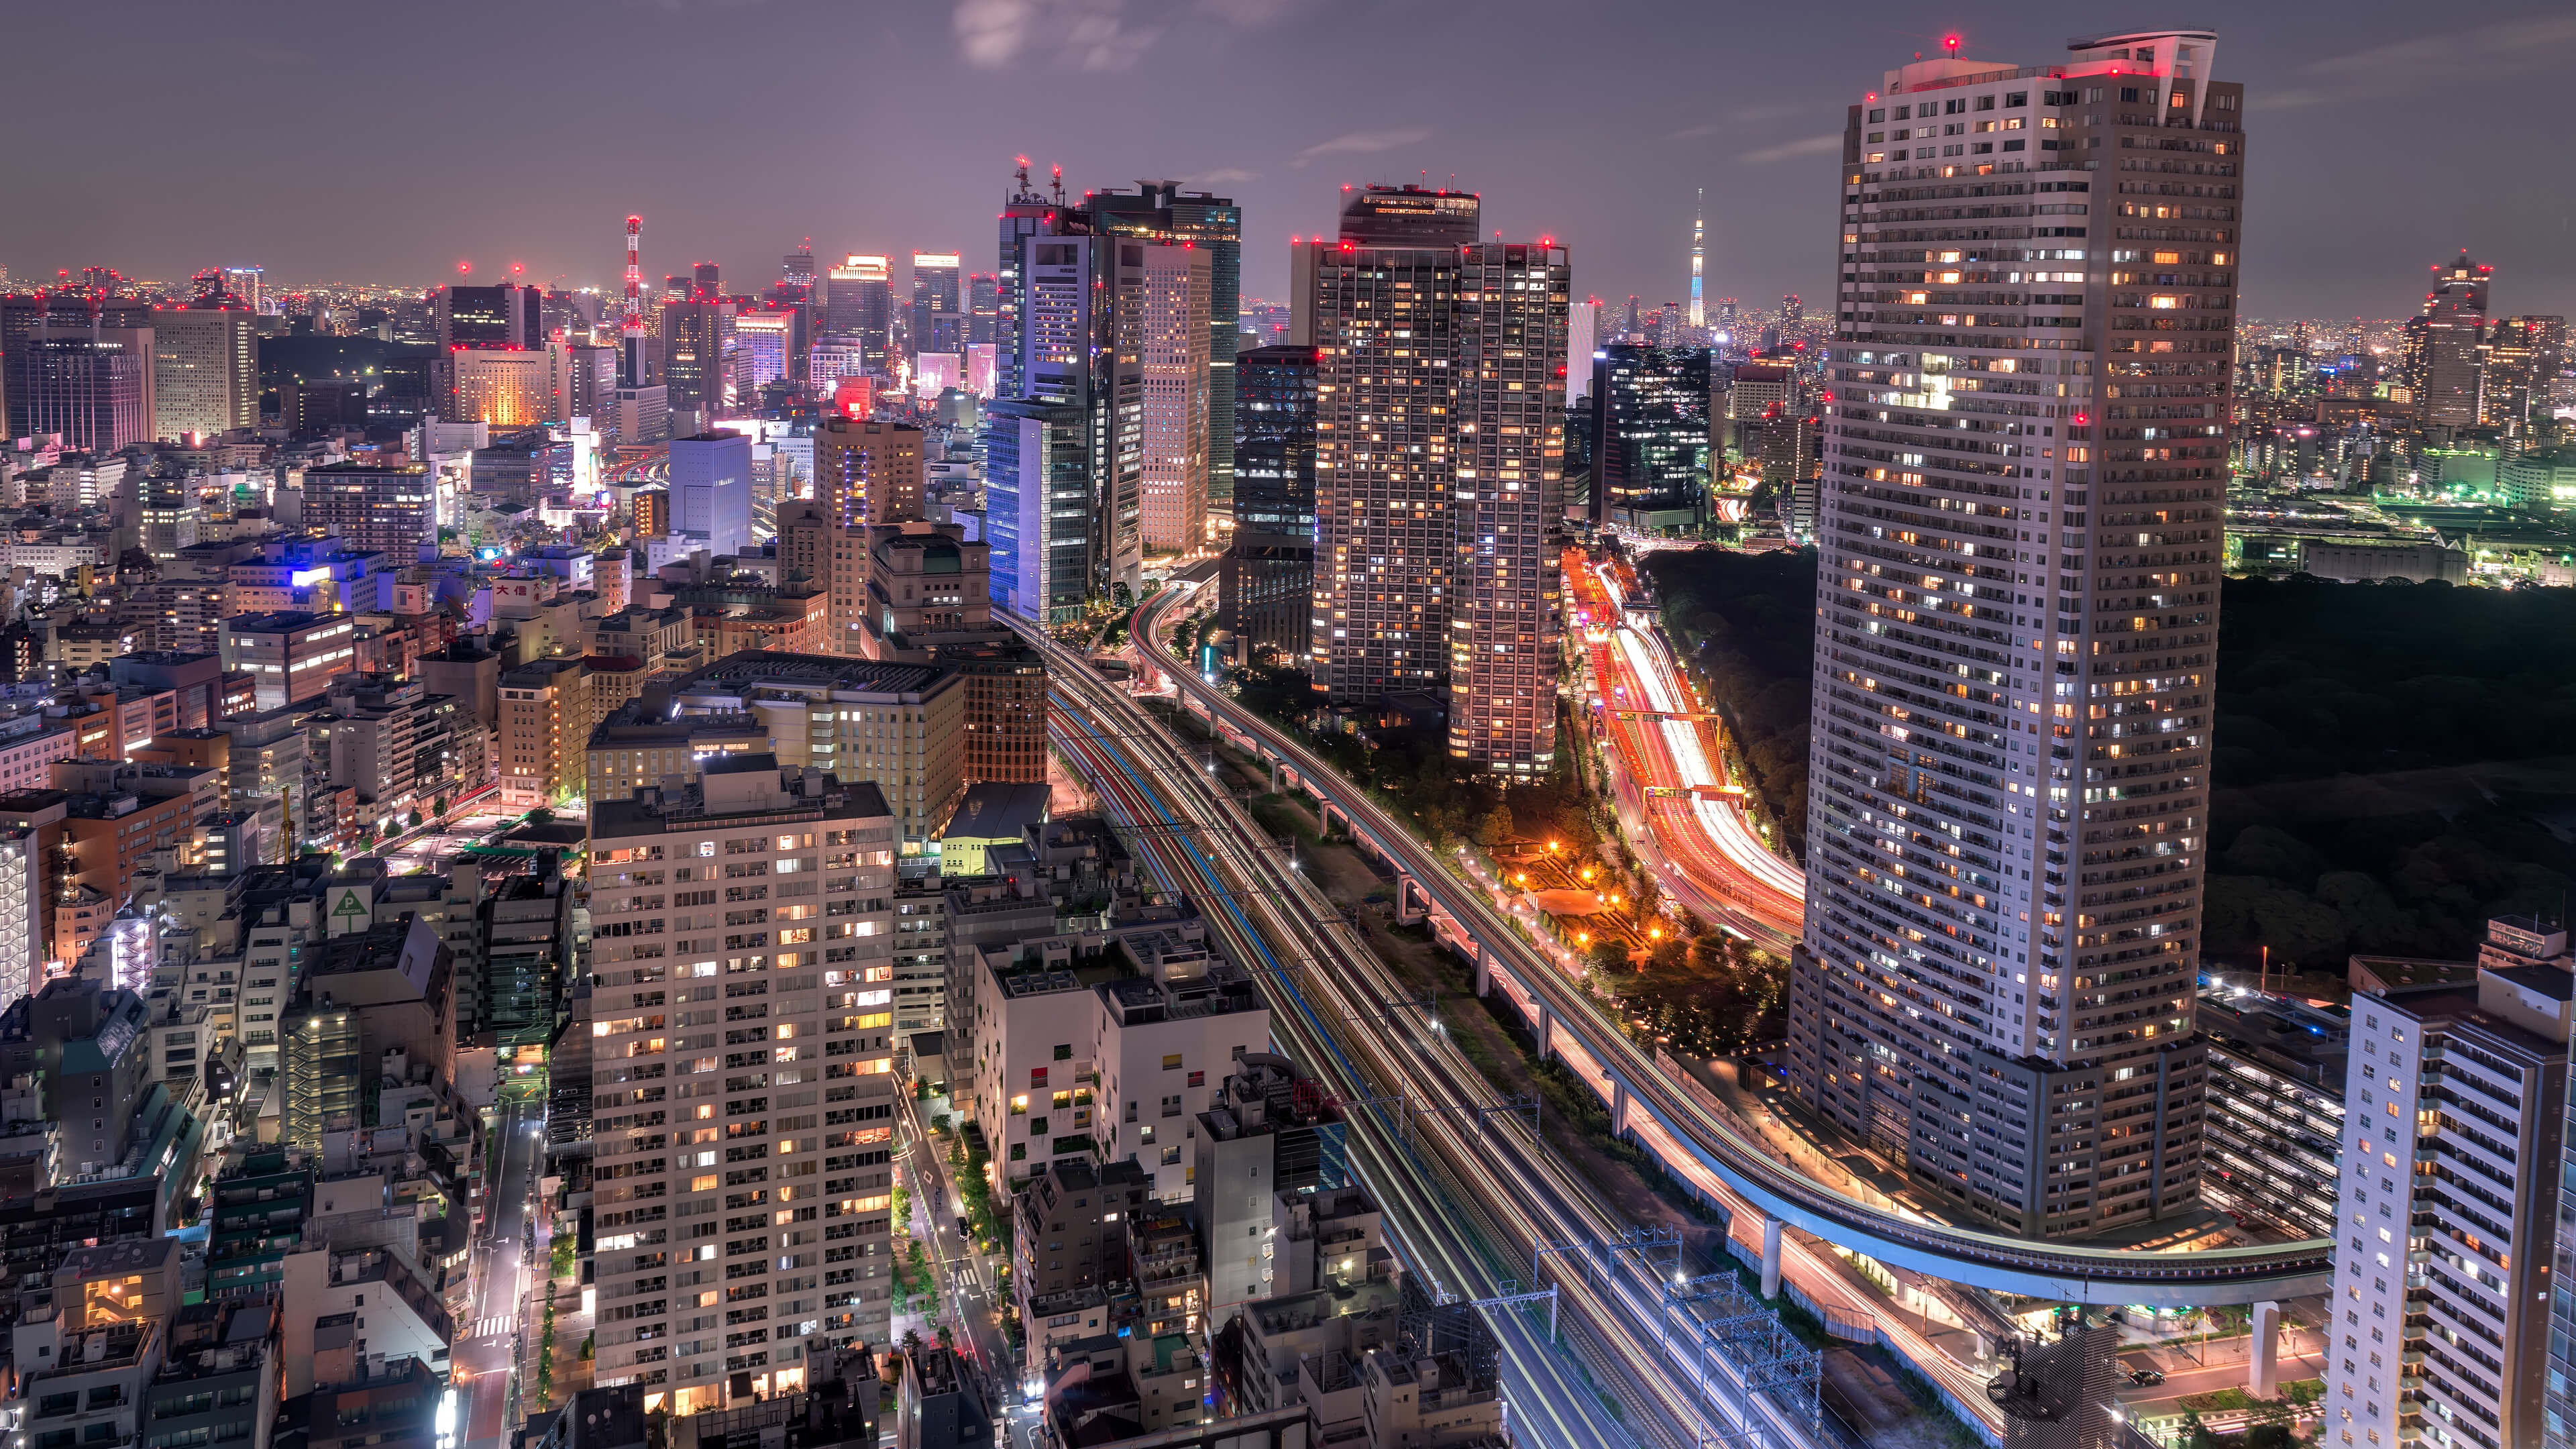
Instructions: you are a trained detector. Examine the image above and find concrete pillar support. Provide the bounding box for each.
[2251,1299,2281,1397]
[1760,1217,1784,1301]
[1536,1003,1554,1063]
[1473,947,1493,997]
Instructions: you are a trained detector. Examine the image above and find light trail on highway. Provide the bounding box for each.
[1570,552,1805,944]
[1115,572,2333,1309]
[1037,634,1845,1449]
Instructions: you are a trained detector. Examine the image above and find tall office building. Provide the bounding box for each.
[1084,182,1244,527]
[2403,254,2492,430]
[586,763,902,1407]
[149,301,257,439]
[814,418,924,529]
[661,287,731,436]
[1590,345,1711,531]
[910,253,961,359]
[991,168,1061,408]
[1220,345,1318,661]
[824,256,896,376]
[5,324,154,454]
[435,282,543,350]
[1784,30,2243,1238]
[967,272,999,346]
[669,431,754,558]
[1137,244,1212,551]
[2341,920,2570,1449]
[1564,299,1599,404]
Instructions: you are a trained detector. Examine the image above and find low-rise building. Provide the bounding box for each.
[963,911,1267,1198]
[2196,986,2347,1242]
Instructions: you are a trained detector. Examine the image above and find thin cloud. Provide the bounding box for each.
[1198,0,1299,24]
[1187,167,1260,185]
[2259,14,2576,109]
[1291,127,1431,168]
[954,0,1161,71]
[1668,103,1803,141]
[1737,133,1840,165]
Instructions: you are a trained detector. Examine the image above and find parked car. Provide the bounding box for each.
[2129,1368,2166,1387]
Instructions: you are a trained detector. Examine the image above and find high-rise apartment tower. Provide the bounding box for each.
[1784,30,2245,1238]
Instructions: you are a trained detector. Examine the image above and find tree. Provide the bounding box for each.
[1588,936,1632,975]
[1648,934,1689,973]
[1476,806,1515,849]
[408,808,425,828]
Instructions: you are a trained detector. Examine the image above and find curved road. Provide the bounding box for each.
[1043,657,1823,1449]
[1122,572,2331,1307]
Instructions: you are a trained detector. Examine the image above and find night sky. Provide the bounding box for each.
[7,0,2574,322]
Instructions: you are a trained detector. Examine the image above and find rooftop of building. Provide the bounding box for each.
[219,610,341,632]
[56,1235,180,1283]
[943,782,1049,843]
[1243,1279,1404,1338]
[27,1319,157,1383]
[592,765,893,838]
[674,649,951,701]
[154,1299,276,1383]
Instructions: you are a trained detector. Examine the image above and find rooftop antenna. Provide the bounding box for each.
[1051,164,1065,207]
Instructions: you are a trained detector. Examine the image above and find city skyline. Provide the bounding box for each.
[5,2,2575,319]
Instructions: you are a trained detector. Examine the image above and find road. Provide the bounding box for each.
[460,1095,545,1449]
[1562,549,1804,947]
[896,1097,1016,1400]
[1115,574,2332,1311]
[1038,627,1835,1449]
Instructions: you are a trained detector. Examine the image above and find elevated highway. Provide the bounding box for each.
[1112,577,2331,1307]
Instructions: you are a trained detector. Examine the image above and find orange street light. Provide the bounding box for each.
[1648,926,1663,941]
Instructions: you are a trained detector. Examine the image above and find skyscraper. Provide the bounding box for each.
[586,765,902,1405]
[669,430,754,558]
[1220,344,1317,661]
[1589,345,1711,531]
[1136,244,1211,551]
[301,463,434,557]
[825,255,896,376]
[2404,253,2491,429]
[910,252,961,358]
[1447,241,1568,776]
[1305,186,1477,704]
[1084,182,1244,527]
[5,323,153,453]
[659,287,729,436]
[984,174,1238,617]
[149,299,257,439]
[1299,186,1570,773]
[435,282,542,350]
[967,272,999,346]
[1564,298,1598,404]
[1784,29,2243,1238]
[2342,921,2569,1449]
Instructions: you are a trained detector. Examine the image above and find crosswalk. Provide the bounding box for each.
[469,1316,515,1340]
